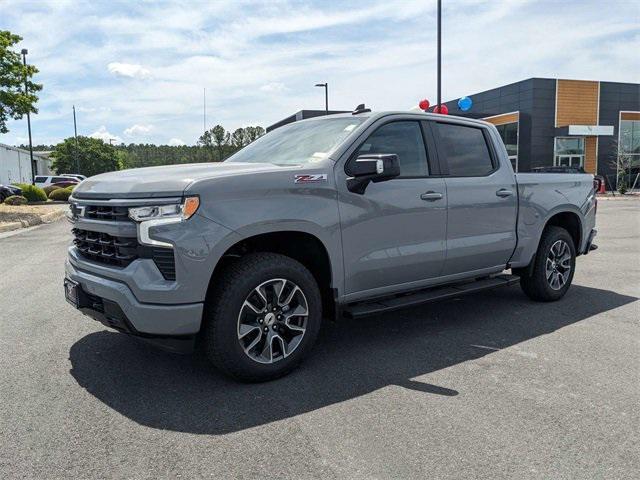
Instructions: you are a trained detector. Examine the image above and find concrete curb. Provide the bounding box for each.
[597,195,640,200]
[0,208,66,233]
[40,209,66,223]
[0,222,23,233]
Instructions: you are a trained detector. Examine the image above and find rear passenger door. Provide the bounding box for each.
[430,121,517,276]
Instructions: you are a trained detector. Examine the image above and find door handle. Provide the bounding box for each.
[420,191,443,201]
[496,189,514,198]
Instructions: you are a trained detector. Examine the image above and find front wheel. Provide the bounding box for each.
[202,253,322,382]
[518,226,576,302]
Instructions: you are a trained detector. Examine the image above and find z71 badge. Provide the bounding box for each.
[294,174,328,184]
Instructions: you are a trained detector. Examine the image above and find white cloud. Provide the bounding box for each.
[107,62,151,79]
[124,124,154,137]
[168,138,186,146]
[259,82,287,93]
[0,0,637,148]
[89,126,122,144]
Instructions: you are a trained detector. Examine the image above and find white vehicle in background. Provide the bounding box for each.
[61,174,87,181]
[34,175,80,188]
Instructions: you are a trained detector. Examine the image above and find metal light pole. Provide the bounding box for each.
[73,105,80,173]
[437,0,442,110]
[21,48,36,184]
[315,83,328,114]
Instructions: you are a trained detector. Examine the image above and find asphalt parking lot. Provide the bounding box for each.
[1,199,638,479]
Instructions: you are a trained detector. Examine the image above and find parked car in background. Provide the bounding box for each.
[50,181,79,190]
[34,175,80,188]
[61,174,87,181]
[0,184,23,202]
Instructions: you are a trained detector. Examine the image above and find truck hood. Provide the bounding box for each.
[72,162,286,199]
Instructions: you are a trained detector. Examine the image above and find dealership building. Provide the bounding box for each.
[268,78,639,188]
[443,78,639,185]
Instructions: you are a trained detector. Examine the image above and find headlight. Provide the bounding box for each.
[129,196,199,222]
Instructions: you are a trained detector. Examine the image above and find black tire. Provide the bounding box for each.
[202,252,322,382]
[519,225,576,302]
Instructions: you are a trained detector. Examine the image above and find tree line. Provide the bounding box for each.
[29,124,266,176]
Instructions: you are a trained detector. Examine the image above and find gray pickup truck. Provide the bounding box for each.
[65,109,598,381]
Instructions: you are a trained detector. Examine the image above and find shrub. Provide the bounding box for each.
[19,184,48,202]
[43,184,62,195]
[3,195,28,206]
[49,188,71,202]
[48,188,72,201]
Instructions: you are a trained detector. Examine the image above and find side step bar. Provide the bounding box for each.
[343,274,520,319]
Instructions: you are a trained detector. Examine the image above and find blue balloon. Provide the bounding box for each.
[458,96,473,111]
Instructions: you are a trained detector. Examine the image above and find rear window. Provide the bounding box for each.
[435,123,494,176]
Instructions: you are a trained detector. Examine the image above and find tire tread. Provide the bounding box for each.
[203,252,320,382]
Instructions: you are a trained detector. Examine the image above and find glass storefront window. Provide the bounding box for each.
[495,122,518,171]
[554,137,585,168]
[555,137,584,155]
[620,120,640,155]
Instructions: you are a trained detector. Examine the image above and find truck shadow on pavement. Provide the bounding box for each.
[69,284,637,435]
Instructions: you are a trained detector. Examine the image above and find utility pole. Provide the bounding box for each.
[21,48,36,185]
[437,0,442,110]
[73,105,80,173]
[315,83,328,114]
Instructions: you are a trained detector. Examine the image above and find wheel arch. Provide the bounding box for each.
[542,209,583,252]
[206,228,338,319]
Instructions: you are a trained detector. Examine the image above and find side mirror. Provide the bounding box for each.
[347,154,400,194]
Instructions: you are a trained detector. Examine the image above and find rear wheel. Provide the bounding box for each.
[203,253,322,382]
[519,226,576,302]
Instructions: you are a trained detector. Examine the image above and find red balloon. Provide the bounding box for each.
[418,99,430,111]
[433,104,449,115]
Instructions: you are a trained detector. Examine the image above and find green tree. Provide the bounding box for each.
[198,129,215,161]
[50,136,122,177]
[231,127,247,149]
[0,30,42,134]
[245,126,265,143]
[211,124,230,161]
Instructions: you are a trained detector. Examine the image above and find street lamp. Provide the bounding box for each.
[21,48,36,185]
[315,83,328,115]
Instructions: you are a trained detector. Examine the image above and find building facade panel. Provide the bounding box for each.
[555,79,599,127]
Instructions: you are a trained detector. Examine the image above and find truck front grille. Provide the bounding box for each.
[72,228,137,267]
[72,228,176,280]
[83,205,132,222]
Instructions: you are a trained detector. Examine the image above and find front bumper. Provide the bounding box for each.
[65,260,203,337]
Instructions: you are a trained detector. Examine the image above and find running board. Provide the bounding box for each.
[343,274,520,319]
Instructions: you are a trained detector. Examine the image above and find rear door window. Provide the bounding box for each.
[35,176,48,183]
[434,123,495,176]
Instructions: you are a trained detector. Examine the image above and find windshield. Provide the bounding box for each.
[227,117,365,165]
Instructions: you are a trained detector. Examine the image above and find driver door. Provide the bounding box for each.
[337,119,447,301]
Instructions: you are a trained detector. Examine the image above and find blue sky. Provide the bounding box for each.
[1,0,638,146]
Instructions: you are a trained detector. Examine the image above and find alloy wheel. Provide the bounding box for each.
[546,239,572,290]
[237,278,309,364]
